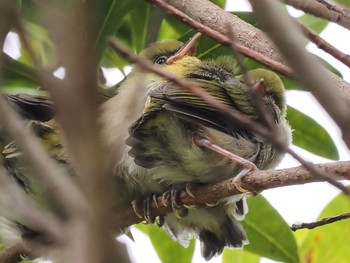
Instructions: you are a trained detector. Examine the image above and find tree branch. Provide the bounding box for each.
[291,212,350,231]
[297,21,350,68]
[283,0,350,30]
[111,161,350,230]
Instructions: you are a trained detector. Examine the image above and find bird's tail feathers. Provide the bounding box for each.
[199,215,248,261]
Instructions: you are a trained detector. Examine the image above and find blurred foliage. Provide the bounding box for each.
[136,224,196,263]
[334,0,350,7]
[0,0,346,262]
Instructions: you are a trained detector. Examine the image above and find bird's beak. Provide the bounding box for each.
[166,32,202,64]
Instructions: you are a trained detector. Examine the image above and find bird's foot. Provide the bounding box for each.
[132,194,162,224]
[162,188,188,219]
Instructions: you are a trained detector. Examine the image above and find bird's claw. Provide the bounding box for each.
[162,188,188,219]
[232,168,260,195]
[185,182,196,198]
[131,200,144,220]
[205,201,219,207]
[132,195,162,224]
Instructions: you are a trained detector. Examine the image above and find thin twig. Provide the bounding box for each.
[291,212,350,231]
[297,21,350,68]
[249,0,350,152]
[286,148,350,195]
[227,28,276,131]
[0,167,64,245]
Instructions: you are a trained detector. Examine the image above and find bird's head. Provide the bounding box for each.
[139,33,286,123]
[139,32,202,76]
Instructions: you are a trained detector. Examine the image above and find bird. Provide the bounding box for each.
[1,33,291,260]
[101,33,292,260]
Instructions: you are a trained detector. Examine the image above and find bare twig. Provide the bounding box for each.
[316,0,348,14]
[249,0,350,150]
[0,167,64,245]
[291,211,350,231]
[227,28,276,131]
[283,0,350,30]
[297,21,350,68]
[286,148,350,195]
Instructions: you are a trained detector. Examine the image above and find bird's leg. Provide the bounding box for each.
[193,134,258,171]
[193,134,258,194]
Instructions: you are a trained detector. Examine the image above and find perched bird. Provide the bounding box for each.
[101,33,292,260]
[1,33,291,260]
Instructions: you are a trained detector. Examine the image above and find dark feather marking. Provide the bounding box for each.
[199,215,247,261]
[3,94,55,122]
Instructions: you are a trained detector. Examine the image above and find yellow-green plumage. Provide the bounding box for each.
[2,35,292,261]
[102,36,292,260]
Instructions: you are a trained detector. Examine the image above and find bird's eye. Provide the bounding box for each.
[155,56,168,65]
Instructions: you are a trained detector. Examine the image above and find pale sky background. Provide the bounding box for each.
[3,1,350,263]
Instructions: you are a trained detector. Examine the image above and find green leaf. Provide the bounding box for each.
[298,193,350,263]
[233,12,259,27]
[128,1,153,54]
[334,0,350,7]
[88,0,137,58]
[223,248,260,263]
[136,224,195,263]
[1,53,40,88]
[287,106,339,160]
[210,0,226,8]
[158,15,192,41]
[298,14,328,34]
[242,195,299,263]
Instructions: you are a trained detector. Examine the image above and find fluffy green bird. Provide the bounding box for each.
[2,33,291,260]
[101,33,292,260]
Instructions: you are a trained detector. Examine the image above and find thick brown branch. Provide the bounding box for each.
[284,0,350,30]
[112,161,350,230]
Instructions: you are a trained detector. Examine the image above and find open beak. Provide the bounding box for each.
[166,32,202,64]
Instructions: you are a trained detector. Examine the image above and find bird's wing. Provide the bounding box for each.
[3,93,55,122]
[146,79,252,134]
[2,120,65,162]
